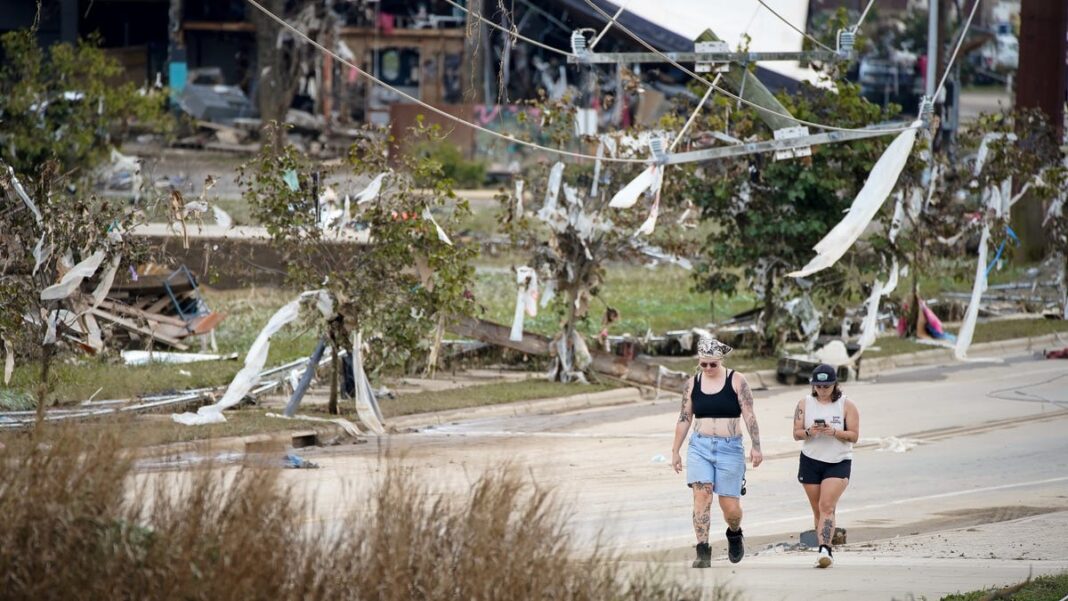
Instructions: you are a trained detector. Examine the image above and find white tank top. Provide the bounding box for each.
[802,395,853,463]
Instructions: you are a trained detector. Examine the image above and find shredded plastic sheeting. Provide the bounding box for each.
[3,338,13,385]
[538,162,565,220]
[41,250,106,301]
[173,290,328,425]
[789,124,919,278]
[634,196,660,237]
[122,350,232,366]
[267,412,361,437]
[609,165,657,209]
[422,207,453,245]
[515,179,525,216]
[857,279,884,350]
[7,165,42,224]
[32,235,51,276]
[888,192,905,242]
[351,331,385,434]
[212,204,233,229]
[510,266,539,342]
[354,172,388,204]
[882,259,899,297]
[90,254,121,310]
[954,224,998,362]
[591,139,605,196]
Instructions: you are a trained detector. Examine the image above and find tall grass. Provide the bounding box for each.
[0,426,720,600]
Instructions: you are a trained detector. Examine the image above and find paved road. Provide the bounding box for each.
[278,354,1068,599]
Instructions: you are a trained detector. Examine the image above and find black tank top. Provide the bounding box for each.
[691,370,741,418]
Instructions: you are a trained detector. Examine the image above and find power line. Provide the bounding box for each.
[581,0,916,134]
[853,0,878,32]
[441,0,573,58]
[754,0,835,52]
[244,0,646,164]
[934,0,981,98]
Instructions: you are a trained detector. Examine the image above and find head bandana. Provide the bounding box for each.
[697,337,732,359]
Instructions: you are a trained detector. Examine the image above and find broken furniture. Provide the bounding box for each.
[93,265,226,351]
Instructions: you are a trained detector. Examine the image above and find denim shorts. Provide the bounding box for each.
[686,433,746,497]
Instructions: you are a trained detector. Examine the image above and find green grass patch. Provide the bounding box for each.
[375,379,620,419]
[472,262,756,338]
[940,570,1068,601]
[655,352,780,375]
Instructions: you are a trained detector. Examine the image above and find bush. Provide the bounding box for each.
[0,425,718,600]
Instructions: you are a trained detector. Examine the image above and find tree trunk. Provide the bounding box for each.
[250,0,301,151]
[34,343,53,426]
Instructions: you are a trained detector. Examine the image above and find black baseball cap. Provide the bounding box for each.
[810,364,837,384]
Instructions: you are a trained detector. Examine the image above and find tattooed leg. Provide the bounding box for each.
[692,483,713,543]
[816,477,849,547]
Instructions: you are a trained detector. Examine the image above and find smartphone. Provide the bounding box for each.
[813,419,827,426]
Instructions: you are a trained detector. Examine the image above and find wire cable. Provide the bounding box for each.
[934,0,981,99]
[245,0,646,164]
[754,0,835,52]
[441,0,574,58]
[853,0,878,33]
[582,0,916,134]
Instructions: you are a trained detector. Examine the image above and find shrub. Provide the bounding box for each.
[0,425,717,600]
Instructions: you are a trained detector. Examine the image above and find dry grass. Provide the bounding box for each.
[0,426,725,601]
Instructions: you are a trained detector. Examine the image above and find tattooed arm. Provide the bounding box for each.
[671,377,695,474]
[792,399,809,441]
[736,373,763,467]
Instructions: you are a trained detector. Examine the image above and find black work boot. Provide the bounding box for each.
[726,527,744,563]
[692,542,711,568]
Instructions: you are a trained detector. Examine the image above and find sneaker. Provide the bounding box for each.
[816,545,833,568]
[726,528,744,563]
[692,542,711,568]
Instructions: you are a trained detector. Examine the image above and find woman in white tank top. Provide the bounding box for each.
[791,364,860,569]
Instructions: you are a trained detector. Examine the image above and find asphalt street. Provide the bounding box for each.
[275,353,1068,599]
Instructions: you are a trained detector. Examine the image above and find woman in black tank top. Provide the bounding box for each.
[670,337,763,568]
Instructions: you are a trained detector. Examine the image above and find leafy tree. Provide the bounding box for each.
[681,80,900,356]
[239,123,476,411]
[0,29,170,417]
[500,100,690,381]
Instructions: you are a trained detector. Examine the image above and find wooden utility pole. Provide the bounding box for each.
[1014,0,1068,260]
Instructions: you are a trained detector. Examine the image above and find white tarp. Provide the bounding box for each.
[954,225,995,362]
[122,350,234,366]
[354,172,388,204]
[857,279,884,351]
[789,124,920,278]
[173,290,329,425]
[3,338,13,385]
[510,266,539,342]
[609,165,657,209]
[422,207,453,245]
[538,162,565,220]
[212,204,233,229]
[89,254,122,310]
[351,331,385,434]
[40,250,106,301]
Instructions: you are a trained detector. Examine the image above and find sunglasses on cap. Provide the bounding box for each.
[699,361,719,368]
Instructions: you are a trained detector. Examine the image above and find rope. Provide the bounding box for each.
[934,0,981,98]
[853,0,878,32]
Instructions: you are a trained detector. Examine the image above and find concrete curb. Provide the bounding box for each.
[388,387,644,431]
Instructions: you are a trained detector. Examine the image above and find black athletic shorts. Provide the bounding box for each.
[797,452,852,484]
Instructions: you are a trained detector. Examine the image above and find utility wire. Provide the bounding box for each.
[853,0,878,32]
[441,0,573,58]
[245,0,646,164]
[754,0,835,52]
[581,0,915,134]
[934,0,981,99]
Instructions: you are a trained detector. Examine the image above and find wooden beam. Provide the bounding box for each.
[89,308,190,350]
